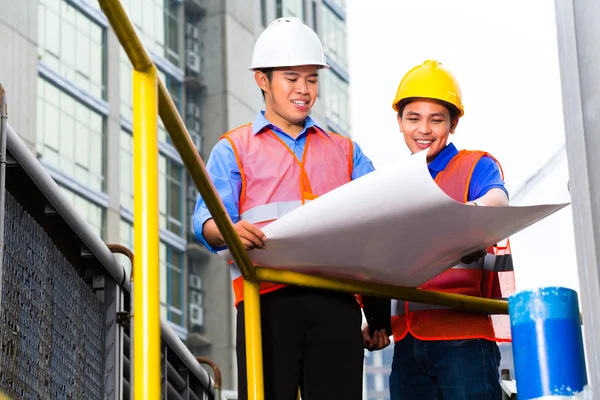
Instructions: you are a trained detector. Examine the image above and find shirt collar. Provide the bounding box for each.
[251,111,325,136]
[428,142,459,173]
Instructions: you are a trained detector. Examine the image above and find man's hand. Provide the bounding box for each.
[362,325,390,351]
[202,218,267,250]
[234,220,267,250]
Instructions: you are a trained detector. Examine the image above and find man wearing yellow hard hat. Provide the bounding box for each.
[388,60,516,399]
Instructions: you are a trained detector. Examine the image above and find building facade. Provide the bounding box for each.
[0,0,351,392]
[364,345,393,400]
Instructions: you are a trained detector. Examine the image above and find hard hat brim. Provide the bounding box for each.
[249,62,331,71]
[393,96,465,118]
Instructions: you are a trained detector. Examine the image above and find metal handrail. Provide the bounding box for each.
[196,357,222,400]
[95,1,509,399]
[4,122,217,398]
[106,243,134,280]
[5,124,130,289]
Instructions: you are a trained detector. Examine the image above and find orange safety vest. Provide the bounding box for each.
[221,123,354,307]
[391,150,515,343]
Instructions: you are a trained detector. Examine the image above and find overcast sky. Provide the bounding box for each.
[346,0,580,293]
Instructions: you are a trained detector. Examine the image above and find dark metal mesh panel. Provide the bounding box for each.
[0,193,105,398]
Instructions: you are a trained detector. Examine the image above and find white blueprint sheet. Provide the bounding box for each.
[219,150,568,287]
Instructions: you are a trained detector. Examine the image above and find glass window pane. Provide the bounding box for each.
[59,186,105,238]
[45,9,60,57]
[323,73,351,134]
[165,245,184,326]
[158,155,183,237]
[121,0,180,63]
[160,243,168,304]
[120,129,134,210]
[283,0,304,19]
[38,0,105,98]
[37,77,106,192]
[321,5,348,70]
[44,105,60,150]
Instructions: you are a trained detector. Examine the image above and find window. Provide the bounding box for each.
[338,0,347,9]
[120,130,185,237]
[322,4,348,70]
[121,0,181,64]
[187,175,197,241]
[119,128,134,210]
[60,187,105,239]
[161,242,184,326]
[322,72,351,134]
[37,77,106,192]
[120,221,185,327]
[261,0,268,26]
[120,51,182,145]
[84,0,101,9]
[38,0,105,98]
[312,0,318,32]
[119,52,134,121]
[381,345,394,366]
[157,69,183,143]
[278,0,304,19]
[366,374,376,392]
[159,153,184,236]
[188,255,205,331]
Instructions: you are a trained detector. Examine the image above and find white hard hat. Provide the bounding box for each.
[249,17,330,70]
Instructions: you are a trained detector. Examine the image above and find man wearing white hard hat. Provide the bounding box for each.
[193,17,390,400]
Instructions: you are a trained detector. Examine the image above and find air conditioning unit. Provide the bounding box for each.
[186,39,200,53]
[190,131,202,151]
[186,22,199,40]
[190,303,204,327]
[186,50,201,73]
[190,289,203,305]
[186,102,201,119]
[190,273,202,291]
[188,179,199,199]
[186,120,201,134]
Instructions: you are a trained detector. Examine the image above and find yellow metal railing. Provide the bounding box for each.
[97,1,509,398]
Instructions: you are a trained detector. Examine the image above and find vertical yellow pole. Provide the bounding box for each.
[132,66,160,400]
[244,280,264,400]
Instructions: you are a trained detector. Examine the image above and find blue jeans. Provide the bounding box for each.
[389,334,502,400]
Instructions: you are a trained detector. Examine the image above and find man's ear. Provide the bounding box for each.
[255,71,269,93]
[397,114,403,133]
[450,117,459,134]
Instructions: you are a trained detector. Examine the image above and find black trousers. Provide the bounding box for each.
[236,286,364,400]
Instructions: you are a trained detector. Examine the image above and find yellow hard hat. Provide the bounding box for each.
[392,60,464,117]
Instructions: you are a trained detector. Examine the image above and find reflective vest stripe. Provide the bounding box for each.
[240,200,307,225]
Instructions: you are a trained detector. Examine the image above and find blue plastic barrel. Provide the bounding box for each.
[508,287,587,399]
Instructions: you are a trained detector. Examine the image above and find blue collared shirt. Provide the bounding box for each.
[193,111,375,253]
[428,143,509,201]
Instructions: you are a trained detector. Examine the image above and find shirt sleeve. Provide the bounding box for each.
[192,139,242,253]
[351,141,375,179]
[468,155,509,202]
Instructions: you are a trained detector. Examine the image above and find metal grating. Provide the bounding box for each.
[121,327,212,400]
[0,192,105,398]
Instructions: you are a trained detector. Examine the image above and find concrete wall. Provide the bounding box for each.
[104,27,123,246]
[0,0,38,150]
